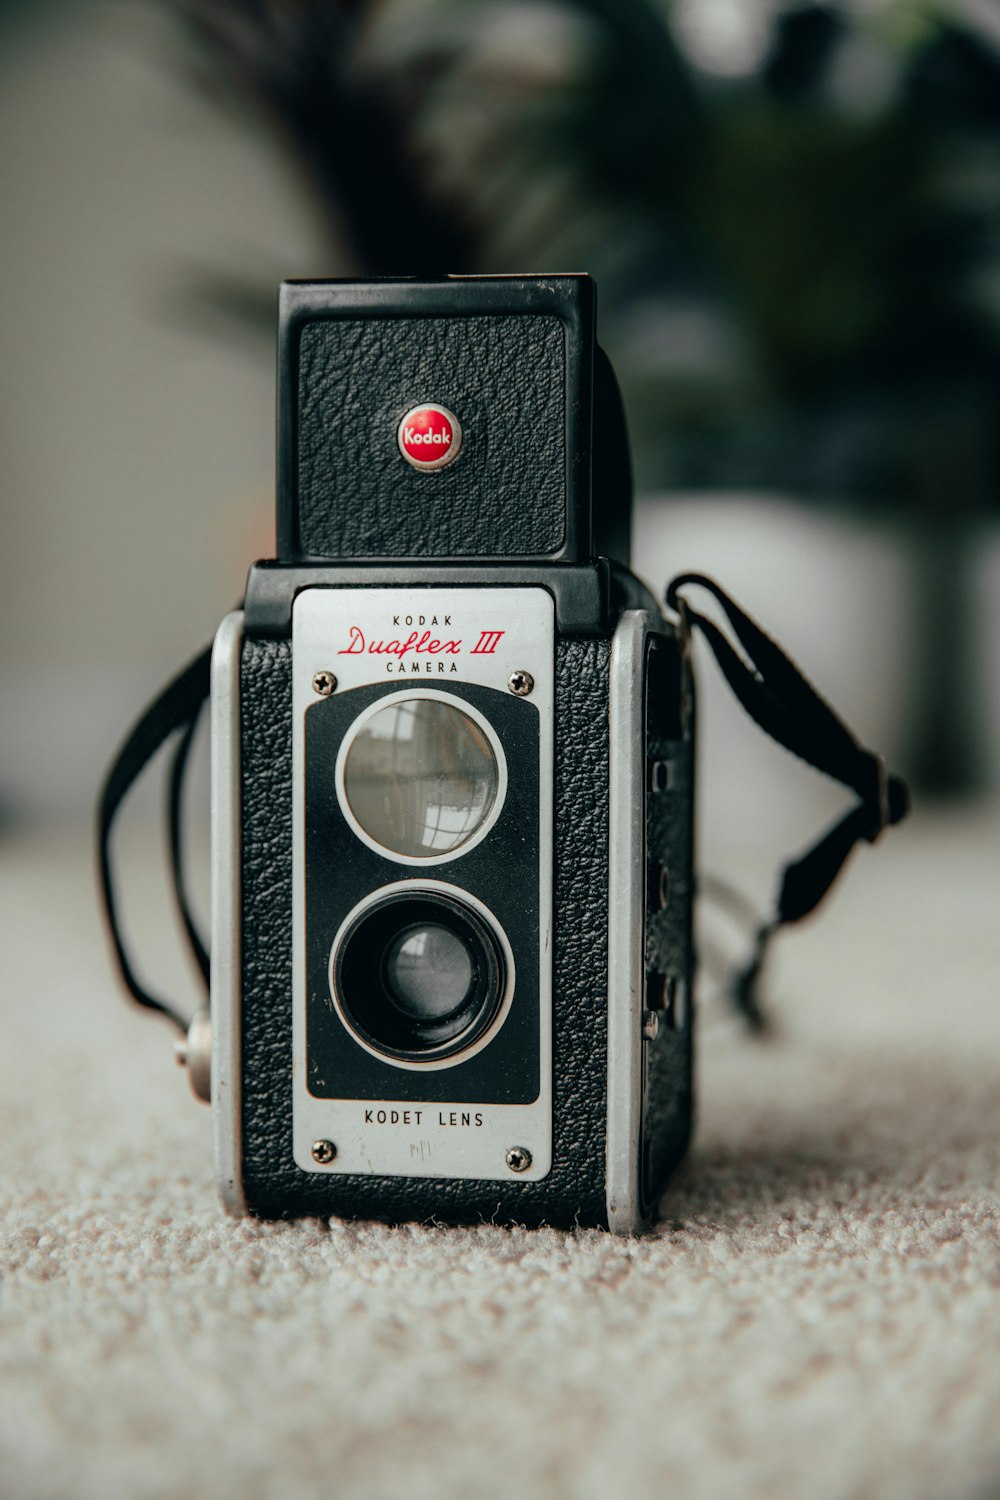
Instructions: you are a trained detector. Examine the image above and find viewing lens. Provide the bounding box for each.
[332,890,506,1062]
[340,696,502,859]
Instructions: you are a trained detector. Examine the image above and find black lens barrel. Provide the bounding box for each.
[333,890,505,1062]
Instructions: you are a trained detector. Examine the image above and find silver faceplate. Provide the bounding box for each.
[292,587,555,1183]
[606,610,657,1234]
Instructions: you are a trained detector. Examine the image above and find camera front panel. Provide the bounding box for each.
[290,587,554,1183]
[218,621,612,1226]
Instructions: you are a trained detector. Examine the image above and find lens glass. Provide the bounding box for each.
[341,697,500,858]
[383,924,474,1021]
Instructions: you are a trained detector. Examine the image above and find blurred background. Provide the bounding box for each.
[2,0,1000,866]
[4,12,1000,1493]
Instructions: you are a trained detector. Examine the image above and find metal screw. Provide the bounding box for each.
[311,1139,337,1164]
[641,1010,660,1042]
[507,670,534,697]
[505,1146,532,1173]
[312,671,337,697]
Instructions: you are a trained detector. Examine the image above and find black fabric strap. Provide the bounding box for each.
[666,572,910,1027]
[97,576,910,1039]
[168,705,211,987]
[96,646,213,1033]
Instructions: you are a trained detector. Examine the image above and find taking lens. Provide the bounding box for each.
[332,889,506,1062]
[338,695,504,860]
[383,924,475,1022]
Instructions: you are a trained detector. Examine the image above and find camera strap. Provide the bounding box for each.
[666,573,910,1027]
[96,644,213,1033]
[97,577,910,1037]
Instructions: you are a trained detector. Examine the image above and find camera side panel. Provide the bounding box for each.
[606,614,695,1232]
[232,628,611,1227]
[641,633,695,1217]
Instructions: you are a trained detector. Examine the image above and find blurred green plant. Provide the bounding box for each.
[166,0,1000,790]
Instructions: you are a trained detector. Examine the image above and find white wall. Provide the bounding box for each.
[0,1,337,820]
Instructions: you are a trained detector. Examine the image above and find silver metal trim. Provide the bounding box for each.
[291,586,554,1183]
[176,1008,211,1102]
[210,610,247,1216]
[606,610,657,1235]
[333,689,509,867]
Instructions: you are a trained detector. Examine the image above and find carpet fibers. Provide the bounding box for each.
[1,810,998,1500]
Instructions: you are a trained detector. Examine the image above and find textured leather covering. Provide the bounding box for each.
[239,635,612,1227]
[294,315,566,560]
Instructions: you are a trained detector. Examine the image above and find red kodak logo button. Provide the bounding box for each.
[397,404,462,472]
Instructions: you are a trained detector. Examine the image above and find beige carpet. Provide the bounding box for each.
[1,808,998,1500]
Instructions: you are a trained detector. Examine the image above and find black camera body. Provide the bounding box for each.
[210,276,695,1231]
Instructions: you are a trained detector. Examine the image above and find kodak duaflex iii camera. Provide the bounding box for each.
[100,275,910,1233]
[208,275,695,1232]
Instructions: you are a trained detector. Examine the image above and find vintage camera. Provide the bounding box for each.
[208,276,694,1232]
